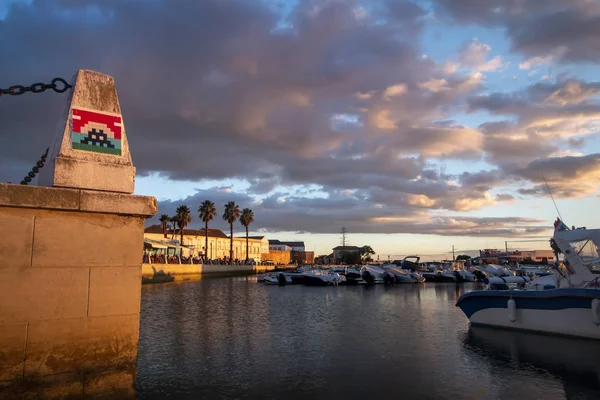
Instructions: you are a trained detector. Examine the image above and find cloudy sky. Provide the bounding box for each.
[2,0,599,259]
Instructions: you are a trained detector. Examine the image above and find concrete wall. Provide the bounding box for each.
[141,263,277,283]
[0,183,156,398]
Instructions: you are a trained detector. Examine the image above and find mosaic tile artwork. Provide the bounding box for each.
[71,108,122,155]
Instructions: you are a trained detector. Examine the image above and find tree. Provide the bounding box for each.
[170,216,178,239]
[456,255,471,261]
[240,208,255,263]
[359,245,375,263]
[198,200,217,261]
[175,205,192,246]
[223,201,241,264]
[159,214,170,238]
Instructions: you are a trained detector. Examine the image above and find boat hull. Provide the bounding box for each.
[456,289,600,339]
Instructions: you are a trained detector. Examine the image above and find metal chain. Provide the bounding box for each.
[0,78,71,97]
[21,148,49,185]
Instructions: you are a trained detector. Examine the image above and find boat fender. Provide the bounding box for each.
[507,299,517,323]
[592,298,600,325]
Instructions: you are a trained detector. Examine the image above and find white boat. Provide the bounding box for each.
[456,218,600,339]
[454,268,476,282]
[302,270,345,286]
[483,264,513,277]
[382,264,425,283]
[360,265,385,284]
[264,272,293,285]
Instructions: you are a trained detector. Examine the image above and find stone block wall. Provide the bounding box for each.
[0,183,156,398]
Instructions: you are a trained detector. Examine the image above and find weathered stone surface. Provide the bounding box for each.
[0,184,80,211]
[80,190,156,217]
[0,372,83,400]
[31,212,144,268]
[38,70,135,193]
[52,158,136,195]
[0,321,26,382]
[0,268,89,322]
[84,369,135,399]
[0,211,34,269]
[89,267,141,318]
[24,315,139,377]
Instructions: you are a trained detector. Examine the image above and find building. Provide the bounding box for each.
[269,239,305,252]
[332,245,361,263]
[249,236,270,255]
[144,225,268,262]
[479,248,555,264]
[291,251,315,265]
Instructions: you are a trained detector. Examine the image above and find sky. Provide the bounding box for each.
[1,0,600,260]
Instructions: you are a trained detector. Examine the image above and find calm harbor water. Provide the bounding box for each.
[137,277,600,400]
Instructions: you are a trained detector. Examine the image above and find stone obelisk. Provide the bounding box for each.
[39,69,136,193]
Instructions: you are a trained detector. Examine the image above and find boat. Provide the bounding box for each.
[360,265,385,284]
[302,270,345,286]
[382,264,425,283]
[264,272,293,285]
[334,266,366,285]
[456,218,600,339]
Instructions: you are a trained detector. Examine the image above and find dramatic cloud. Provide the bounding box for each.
[432,0,600,63]
[458,39,503,72]
[1,0,598,238]
[152,186,547,237]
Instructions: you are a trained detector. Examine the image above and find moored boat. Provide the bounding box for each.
[456,218,600,339]
[302,270,345,286]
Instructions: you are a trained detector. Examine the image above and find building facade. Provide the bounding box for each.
[269,239,305,252]
[479,248,555,264]
[332,245,361,263]
[144,225,268,262]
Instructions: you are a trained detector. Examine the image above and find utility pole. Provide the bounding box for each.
[505,241,508,253]
[452,245,455,261]
[341,227,347,251]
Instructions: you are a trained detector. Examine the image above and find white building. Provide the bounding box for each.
[269,239,305,252]
[145,225,269,262]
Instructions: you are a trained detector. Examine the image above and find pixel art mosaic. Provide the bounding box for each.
[71,108,123,155]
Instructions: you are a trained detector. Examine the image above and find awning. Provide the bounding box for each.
[144,239,168,249]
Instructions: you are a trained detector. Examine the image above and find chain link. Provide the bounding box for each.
[21,148,50,185]
[0,78,71,97]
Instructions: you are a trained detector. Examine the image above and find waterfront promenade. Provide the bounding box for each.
[141,262,281,283]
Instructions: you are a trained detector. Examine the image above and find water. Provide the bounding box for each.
[137,278,600,399]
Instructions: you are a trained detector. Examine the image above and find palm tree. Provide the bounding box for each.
[240,208,255,263]
[159,214,170,238]
[223,201,240,264]
[170,216,178,239]
[175,205,192,245]
[198,200,217,261]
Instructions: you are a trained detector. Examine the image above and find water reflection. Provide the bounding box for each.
[137,278,598,400]
[463,326,600,399]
